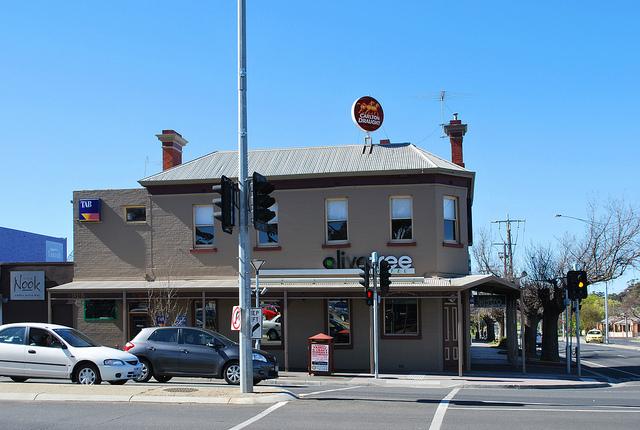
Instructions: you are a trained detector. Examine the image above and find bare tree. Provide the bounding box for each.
[147,270,189,327]
[561,195,640,284]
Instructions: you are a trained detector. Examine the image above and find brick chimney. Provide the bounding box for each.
[156,130,188,171]
[443,113,467,168]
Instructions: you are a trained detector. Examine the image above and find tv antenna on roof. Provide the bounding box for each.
[412,91,476,138]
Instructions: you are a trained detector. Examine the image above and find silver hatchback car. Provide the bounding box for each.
[124,326,279,385]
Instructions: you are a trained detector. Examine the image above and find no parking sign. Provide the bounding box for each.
[231,306,241,331]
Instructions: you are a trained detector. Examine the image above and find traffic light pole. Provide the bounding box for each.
[371,252,379,379]
[237,0,252,394]
[576,300,581,377]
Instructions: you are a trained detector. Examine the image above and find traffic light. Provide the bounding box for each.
[366,289,374,306]
[252,172,276,232]
[567,270,588,300]
[358,261,370,290]
[379,259,391,293]
[212,175,235,234]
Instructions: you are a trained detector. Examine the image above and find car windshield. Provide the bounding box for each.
[53,328,101,347]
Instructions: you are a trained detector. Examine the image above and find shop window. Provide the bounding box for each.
[258,202,279,245]
[328,299,351,345]
[260,300,282,347]
[390,197,413,240]
[443,197,458,242]
[124,206,146,223]
[194,205,215,247]
[383,298,418,335]
[196,301,217,331]
[326,199,348,243]
[84,299,117,321]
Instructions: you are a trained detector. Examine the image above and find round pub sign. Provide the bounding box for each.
[351,96,384,132]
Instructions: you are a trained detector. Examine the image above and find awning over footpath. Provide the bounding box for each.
[49,274,520,296]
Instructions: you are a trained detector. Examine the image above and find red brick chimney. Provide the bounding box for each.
[156,130,188,171]
[443,113,467,168]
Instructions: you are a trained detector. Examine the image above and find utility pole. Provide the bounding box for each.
[237,0,252,394]
[491,215,525,279]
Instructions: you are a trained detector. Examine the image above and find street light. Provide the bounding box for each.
[250,259,265,349]
[555,213,609,344]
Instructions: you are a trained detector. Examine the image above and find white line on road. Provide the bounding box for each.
[429,388,459,430]
[299,386,364,398]
[582,358,640,378]
[228,401,288,430]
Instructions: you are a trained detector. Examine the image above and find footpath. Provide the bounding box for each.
[0,342,615,405]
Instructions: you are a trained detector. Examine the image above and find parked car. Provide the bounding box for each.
[262,315,281,340]
[262,305,281,320]
[329,318,350,344]
[585,329,604,343]
[124,326,279,385]
[0,322,141,385]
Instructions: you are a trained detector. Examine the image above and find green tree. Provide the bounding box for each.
[579,295,605,330]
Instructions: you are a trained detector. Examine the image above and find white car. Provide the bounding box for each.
[0,322,142,385]
[262,315,281,340]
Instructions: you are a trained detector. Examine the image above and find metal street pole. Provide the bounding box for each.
[251,259,265,350]
[576,299,581,377]
[371,252,379,379]
[237,0,252,394]
[604,281,610,344]
[556,214,610,346]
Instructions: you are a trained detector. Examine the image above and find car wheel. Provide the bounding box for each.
[223,361,241,385]
[76,363,102,385]
[268,329,279,340]
[10,376,28,382]
[586,340,589,343]
[135,358,153,383]
[154,375,173,383]
[108,380,127,385]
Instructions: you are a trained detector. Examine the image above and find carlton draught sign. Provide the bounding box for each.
[351,96,384,132]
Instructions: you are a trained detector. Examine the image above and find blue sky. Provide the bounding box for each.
[2,1,638,292]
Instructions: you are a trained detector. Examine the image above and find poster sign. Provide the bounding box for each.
[11,271,45,301]
[231,306,241,331]
[79,198,101,222]
[310,343,329,372]
[250,308,262,339]
[475,295,507,308]
[157,316,167,326]
[175,316,187,326]
[351,96,384,133]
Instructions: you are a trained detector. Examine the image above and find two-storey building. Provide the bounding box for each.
[50,121,521,374]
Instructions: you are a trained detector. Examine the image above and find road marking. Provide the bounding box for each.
[429,388,459,430]
[450,406,640,413]
[582,358,640,378]
[299,386,363,398]
[228,401,288,430]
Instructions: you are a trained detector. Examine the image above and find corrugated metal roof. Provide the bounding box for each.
[139,143,472,185]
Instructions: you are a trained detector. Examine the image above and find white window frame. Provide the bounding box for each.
[326,198,348,243]
[194,204,215,248]
[390,196,413,241]
[443,196,458,243]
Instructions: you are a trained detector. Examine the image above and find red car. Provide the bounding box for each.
[262,305,281,320]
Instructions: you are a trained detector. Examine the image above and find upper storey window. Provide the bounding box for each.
[443,197,458,242]
[390,197,413,241]
[326,199,348,243]
[194,205,214,248]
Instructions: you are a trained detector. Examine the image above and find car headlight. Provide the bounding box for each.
[252,353,267,362]
[103,359,126,366]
